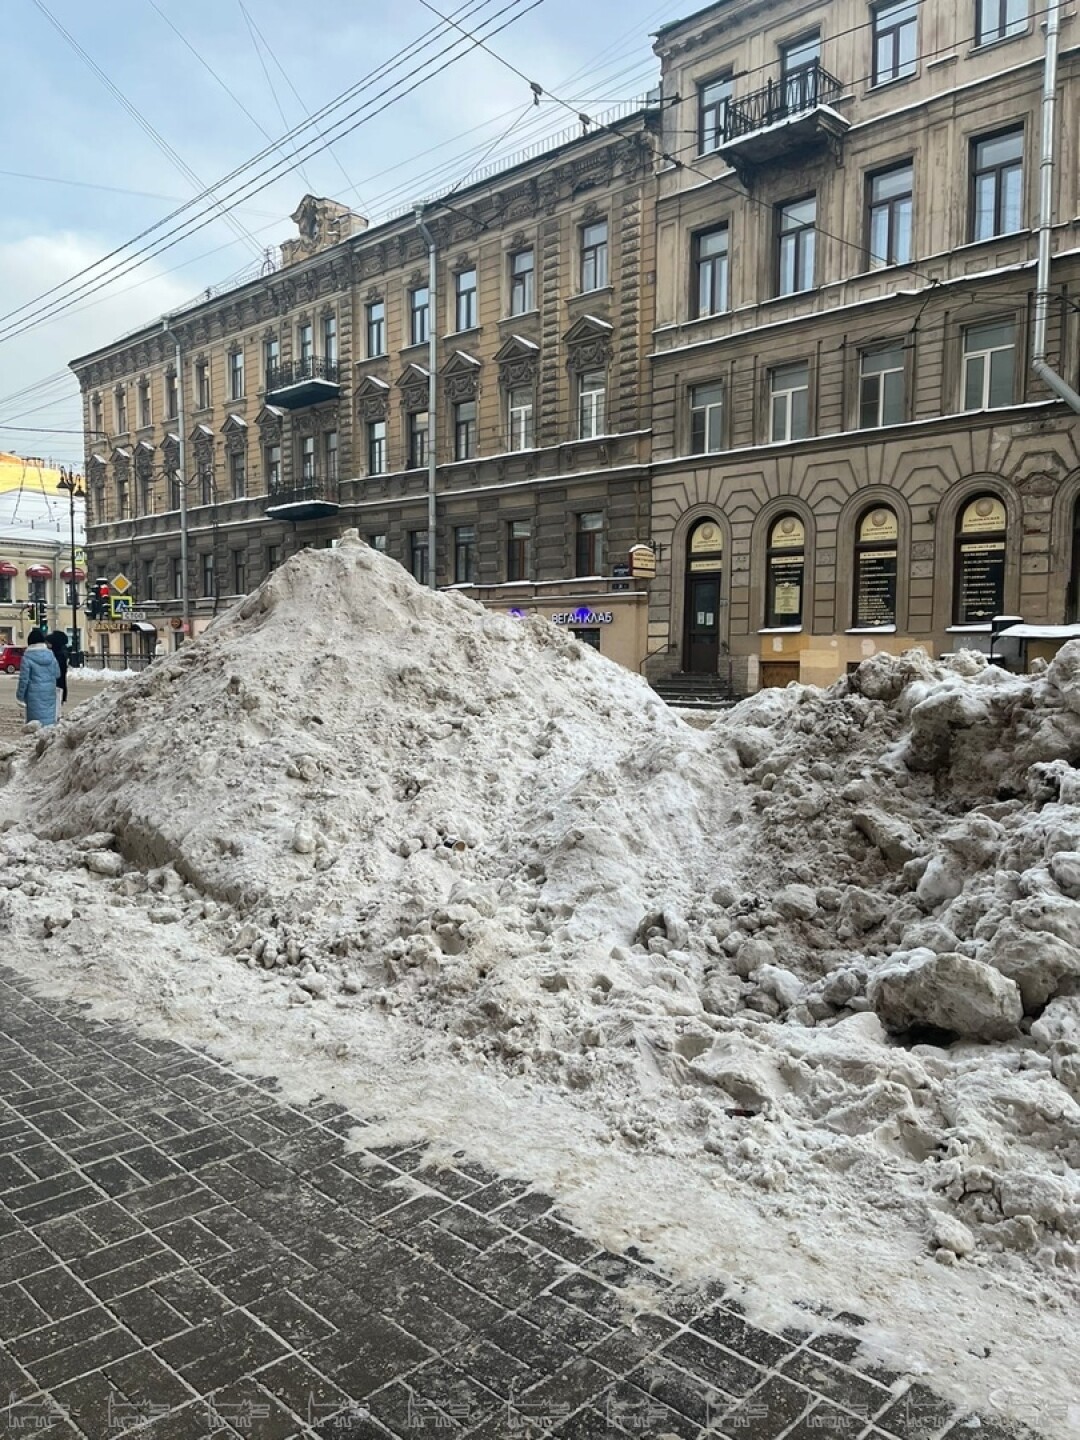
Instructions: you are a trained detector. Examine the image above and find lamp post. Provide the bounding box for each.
[57,468,85,666]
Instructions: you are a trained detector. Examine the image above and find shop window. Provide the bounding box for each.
[765,514,806,627]
[852,507,898,628]
[572,628,601,650]
[954,495,1007,625]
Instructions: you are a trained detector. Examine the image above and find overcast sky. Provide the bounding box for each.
[0,0,677,537]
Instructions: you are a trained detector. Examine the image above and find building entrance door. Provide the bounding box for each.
[686,575,721,673]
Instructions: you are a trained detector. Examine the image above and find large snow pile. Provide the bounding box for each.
[2,531,1079,1394]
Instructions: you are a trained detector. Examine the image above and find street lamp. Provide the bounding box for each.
[57,467,85,666]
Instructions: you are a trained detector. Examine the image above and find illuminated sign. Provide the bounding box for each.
[551,608,614,625]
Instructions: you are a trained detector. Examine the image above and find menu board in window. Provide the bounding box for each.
[854,549,897,627]
[957,540,1005,624]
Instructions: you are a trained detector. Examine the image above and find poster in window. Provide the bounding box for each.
[957,540,1005,624]
[854,548,897,627]
[769,557,803,624]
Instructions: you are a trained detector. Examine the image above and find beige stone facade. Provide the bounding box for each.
[70,113,659,669]
[647,0,1080,690]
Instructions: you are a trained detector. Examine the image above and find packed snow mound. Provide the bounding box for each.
[4,546,1080,1294]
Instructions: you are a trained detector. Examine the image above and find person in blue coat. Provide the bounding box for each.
[16,629,61,727]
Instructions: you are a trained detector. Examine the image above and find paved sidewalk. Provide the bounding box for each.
[0,965,1028,1440]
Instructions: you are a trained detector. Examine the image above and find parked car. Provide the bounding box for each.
[0,645,25,673]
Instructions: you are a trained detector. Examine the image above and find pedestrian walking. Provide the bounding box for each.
[48,630,69,723]
[16,629,61,728]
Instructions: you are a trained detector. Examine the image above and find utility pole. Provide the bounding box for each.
[162,318,191,639]
[57,467,85,664]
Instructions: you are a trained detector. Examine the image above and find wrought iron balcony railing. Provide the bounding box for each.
[725,61,844,142]
[265,355,340,391]
[266,472,339,508]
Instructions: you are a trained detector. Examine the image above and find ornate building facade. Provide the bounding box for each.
[70,113,659,668]
[645,0,1080,691]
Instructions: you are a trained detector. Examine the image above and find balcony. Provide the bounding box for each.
[720,62,848,170]
[264,356,340,409]
[265,472,340,522]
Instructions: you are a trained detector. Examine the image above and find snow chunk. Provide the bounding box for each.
[867,950,1023,1040]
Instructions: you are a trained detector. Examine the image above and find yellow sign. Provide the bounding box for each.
[94,620,131,634]
[112,572,132,594]
[628,544,656,578]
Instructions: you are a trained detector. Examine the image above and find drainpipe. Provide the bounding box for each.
[414,206,438,589]
[162,317,191,636]
[1033,0,1080,412]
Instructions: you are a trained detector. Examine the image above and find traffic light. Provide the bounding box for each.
[36,602,47,630]
[86,578,111,620]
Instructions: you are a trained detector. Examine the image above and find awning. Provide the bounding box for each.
[25,564,53,579]
[60,567,86,582]
[0,561,17,578]
[132,621,157,635]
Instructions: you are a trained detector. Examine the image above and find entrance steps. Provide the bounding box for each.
[650,673,739,711]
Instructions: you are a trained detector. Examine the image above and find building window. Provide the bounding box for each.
[298,322,314,364]
[964,320,1016,410]
[142,563,156,603]
[116,473,129,520]
[232,550,247,596]
[699,74,733,152]
[368,534,387,554]
[115,388,128,432]
[770,361,810,442]
[454,401,477,461]
[872,0,917,84]
[367,420,387,474]
[955,495,1007,624]
[138,379,151,429]
[265,442,281,490]
[324,430,338,480]
[91,394,103,436]
[300,435,316,482]
[0,576,11,604]
[140,466,155,516]
[508,388,534,450]
[510,250,534,315]
[860,344,906,427]
[455,269,478,331]
[410,288,430,347]
[409,530,429,586]
[266,544,281,572]
[971,128,1023,241]
[195,362,211,410]
[171,557,183,599]
[366,302,385,357]
[766,515,806,627]
[777,197,816,296]
[199,465,214,507]
[578,371,607,440]
[507,519,532,581]
[228,350,244,401]
[575,512,604,577]
[201,552,215,599]
[222,450,244,502]
[780,32,821,108]
[867,163,913,269]
[694,226,729,317]
[264,335,279,382]
[690,382,724,453]
[580,221,609,293]
[853,507,899,628]
[976,0,1027,44]
[165,373,178,420]
[168,468,181,511]
[409,411,429,469]
[454,525,477,584]
[322,314,337,365]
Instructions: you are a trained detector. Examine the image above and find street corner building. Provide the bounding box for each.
[70,0,1080,692]
[68,107,661,673]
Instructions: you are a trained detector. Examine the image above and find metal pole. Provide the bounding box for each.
[163,319,191,637]
[415,207,437,589]
[69,484,79,659]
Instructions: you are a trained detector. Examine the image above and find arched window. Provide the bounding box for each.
[954,494,1007,624]
[853,506,898,628]
[766,514,805,627]
[1069,498,1080,623]
[685,520,724,673]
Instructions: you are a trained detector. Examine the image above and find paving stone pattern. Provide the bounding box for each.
[0,965,1032,1440]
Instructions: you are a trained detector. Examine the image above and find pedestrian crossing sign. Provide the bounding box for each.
[110,596,133,619]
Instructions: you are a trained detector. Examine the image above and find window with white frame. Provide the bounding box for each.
[322,314,337,365]
[115,387,128,432]
[408,410,429,469]
[976,0,1027,44]
[228,350,244,400]
[455,269,478,331]
[324,429,338,480]
[770,361,810,442]
[366,301,385,357]
[300,434,316,481]
[578,370,606,439]
[410,288,430,346]
[263,335,279,382]
[229,450,247,499]
[298,322,314,364]
[510,250,534,315]
[867,162,913,268]
[690,382,724,452]
[367,420,387,474]
[580,221,609,292]
[694,226,729,317]
[859,344,906,427]
[971,128,1023,240]
[265,442,281,490]
[963,320,1016,410]
[777,197,817,295]
[138,379,151,429]
[698,74,733,152]
[508,387,534,450]
[195,361,210,410]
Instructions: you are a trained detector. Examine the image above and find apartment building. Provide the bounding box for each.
[70,108,659,669]
[647,0,1080,690]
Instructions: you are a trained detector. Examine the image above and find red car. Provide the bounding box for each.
[0,645,25,673]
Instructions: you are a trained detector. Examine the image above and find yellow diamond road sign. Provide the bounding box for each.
[112,572,131,594]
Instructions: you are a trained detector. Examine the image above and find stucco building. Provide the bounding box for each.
[70,105,660,670]
[646,0,1080,691]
